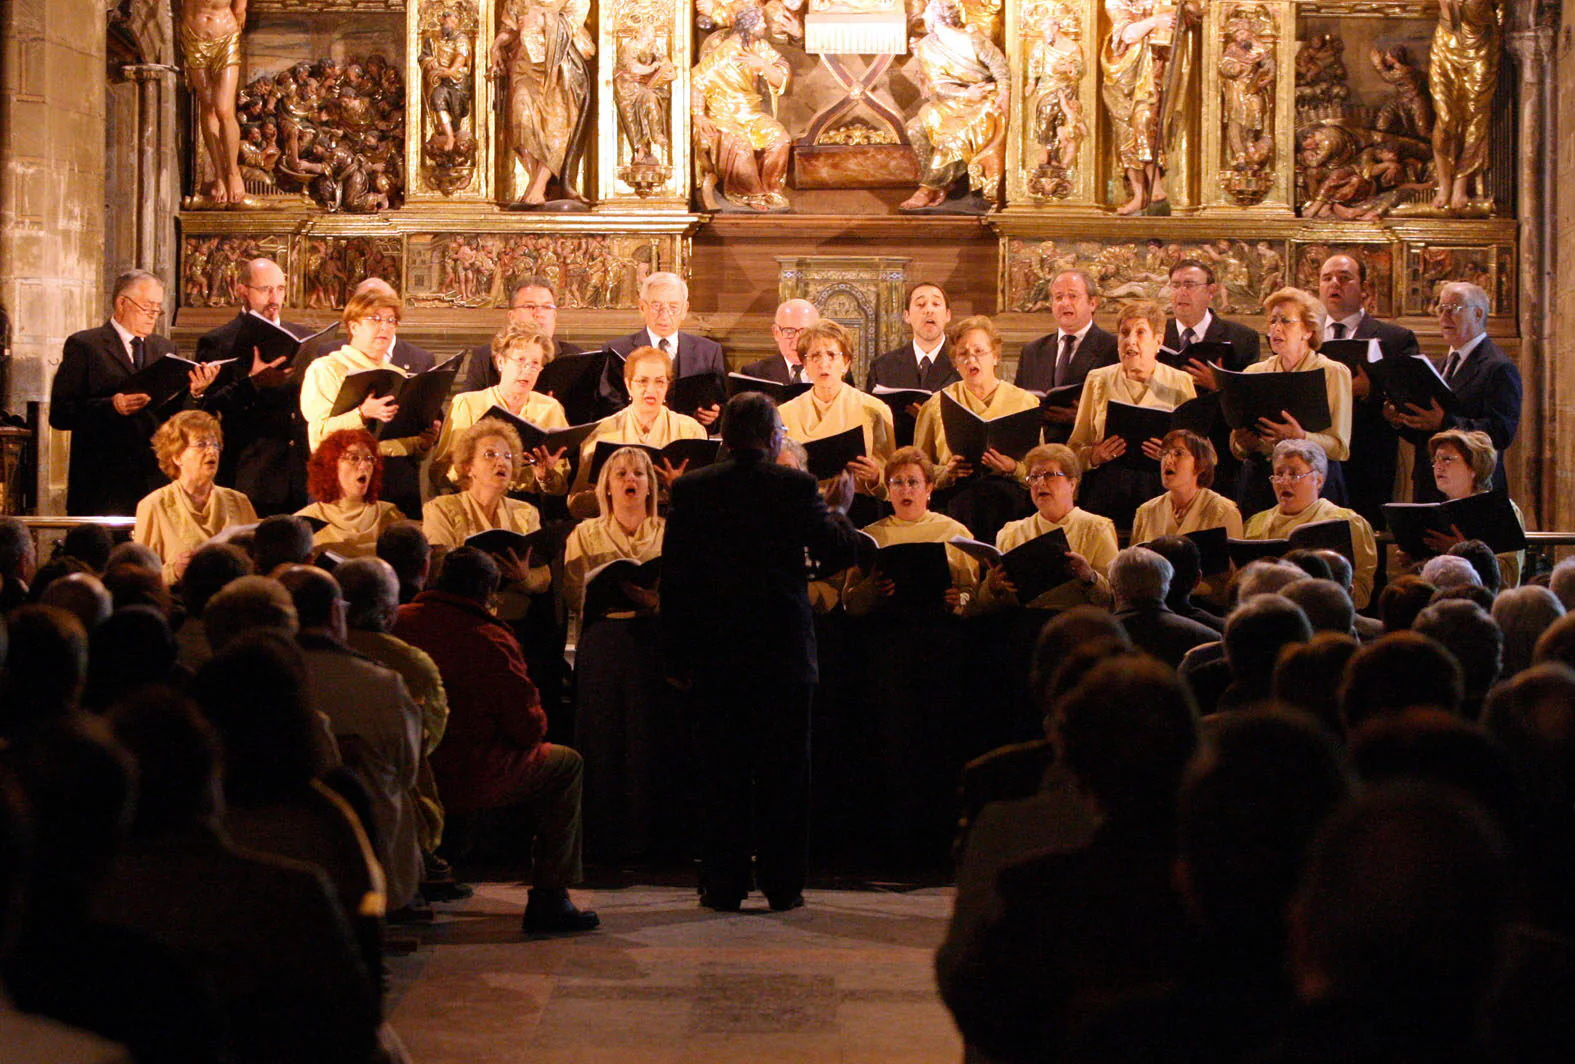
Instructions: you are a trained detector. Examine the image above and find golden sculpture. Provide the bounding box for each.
[692,7,793,212]
[898,0,1010,210]
[958,0,1004,40]
[1428,0,1503,212]
[418,1,478,194]
[492,0,597,206]
[1217,8,1274,204]
[613,25,677,186]
[180,0,252,208]
[1024,1,1087,200]
[1100,0,1199,215]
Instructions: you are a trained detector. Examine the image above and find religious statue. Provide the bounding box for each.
[1428,0,1502,212]
[1371,46,1433,139]
[692,6,793,212]
[419,2,477,187]
[958,0,1003,40]
[1294,33,1348,115]
[1219,15,1273,170]
[613,24,676,189]
[1025,1,1087,199]
[491,0,596,206]
[1100,0,1200,215]
[180,0,252,208]
[898,0,1009,211]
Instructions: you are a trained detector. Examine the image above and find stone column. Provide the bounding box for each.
[1509,25,1554,529]
[122,63,180,288]
[0,0,109,514]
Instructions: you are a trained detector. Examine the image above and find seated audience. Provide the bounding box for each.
[1550,557,1575,612]
[1108,546,1217,667]
[1413,599,1503,720]
[0,606,87,740]
[1281,577,1356,637]
[59,523,114,573]
[132,410,257,585]
[1242,439,1378,608]
[1340,631,1465,730]
[1142,534,1223,630]
[393,547,598,933]
[977,444,1117,611]
[296,429,406,559]
[1492,585,1565,680]
[83,606,182,711]
[1218,595,1313,712]
[251,513,316,575]
[377,520,431,604]
[39,572,112,633]
[1281,547,1334,581]
[1377,574,1437,632]
[1421,552,1482,591]
[0,516,34,611]
[97,691,379,1064]
[1272,632,1361,737]
[104,541,161,576]
[1449,539,1501,595]
[201,575,298,653]
[174,542,253,670]
[101,562,172,617]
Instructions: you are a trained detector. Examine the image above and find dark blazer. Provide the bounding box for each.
[865,339,960,392]
[739,353,798,384]
[457,336,584,394]
[1408,334,1522,502]
[1344,313,1422,525]
[1014,323,1119,392]
[1161,314,1260,371]
[602,329,725,410]
[49,322,182,515]
[661,450,859,685]
[1114,603,1221,668]
[197,313,312,514]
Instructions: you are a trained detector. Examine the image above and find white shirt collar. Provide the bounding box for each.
[110,317,141,361]
[1175,309,1213,340]
[1450,332,1488,361]
[1057,319,1094,346]
[645,327,678,351]
[913,337,945,366]
[1327,309,1365,339]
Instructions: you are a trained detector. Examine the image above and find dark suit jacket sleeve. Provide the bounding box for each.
[48,333,115,430]
[797,474,860,574]
[1375,320,1422,360]
[1449,354,1522,450]
[1014,337,1049,390]
[692,336,726,379]
[1223,319,1260,367]
[659,474,703,676]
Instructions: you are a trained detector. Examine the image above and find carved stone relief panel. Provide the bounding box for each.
[1020,0,1089,201]
[404,233,672,309]
[776,256,911,382]
[1402,242,1510,317]
[296,236,405,309]
[180,235,292,308]
[415,0,481,196]
[610,0,680,196]
[1004,237,1286,314]
[1292,241,1394,316]
[1216,2,1277,206]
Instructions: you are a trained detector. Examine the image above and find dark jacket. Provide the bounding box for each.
[1162,313,1261,371]
[1344,312,1422,525]
[661,449,859,685]
[49,322,183,515]
[1116,602,1224,668]
[1407,335,1522,502]
[739,353,799,384]
[601,328,726,411]
[865,339,960,392]
[1014,323,1119,392]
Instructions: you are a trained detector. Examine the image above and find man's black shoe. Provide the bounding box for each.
[521,888,600,933]
[700,890,744,913]
[767,894,805,912]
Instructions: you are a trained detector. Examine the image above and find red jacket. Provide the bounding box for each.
[392,590,547,812]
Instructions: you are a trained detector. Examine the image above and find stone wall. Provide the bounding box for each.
[0,0,107,513]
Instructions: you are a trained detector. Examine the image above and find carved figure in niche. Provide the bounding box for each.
[492,0,596,206]
[1370,46,1433,139]
[1256,241,1285,295]
[180,0,251,208]
[692,6,793,212]
[959,0,1003,40]
[1101,0,1201,215]
[1025,2,1087,199]
[899,0,1009,210]
[1300,127,1423,220]
[614,24,676,191]
[1429,0,1502,212]
[420,5,475,157]
[1219,16,1273,170]
[1294,34,1347,114]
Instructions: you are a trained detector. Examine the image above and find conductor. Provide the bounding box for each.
[661,392,860,912]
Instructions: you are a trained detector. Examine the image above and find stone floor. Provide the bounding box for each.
[387,883,964,1064]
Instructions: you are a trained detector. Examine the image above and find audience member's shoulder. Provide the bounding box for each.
[0,1006,133,1064]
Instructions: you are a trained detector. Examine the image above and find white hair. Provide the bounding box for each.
[1420,554,1482,591]
[640,271,688,302]
[1272,438,1329,481]
[1110,546,1172,605]
[1440,281,1491,318]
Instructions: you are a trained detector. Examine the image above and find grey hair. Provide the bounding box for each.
[1236,560,1306,602]
[1053,268,1099,301]
[1420,554,1482,591]
[112,269,163,303]
[336,556,400,633]
[1549,557,1575,612]
[1272,438,1329,481]
[640,271,689,302]
[1110,546,1172,605]
[1439,281,1490,319]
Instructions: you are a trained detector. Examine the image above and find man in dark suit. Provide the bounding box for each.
[603,271,726,427]
[49,270,218,516]
[196,258,311,515]
[661,393,860,912]
[456,278,585,393]
[865,282,960,392]
[1320,253,1423,524]
[1390,280,1521,502]
[1014,268,1119,443]
[1109,546,1219,667]
[739,298,819,383]
[1162,259,1260,373]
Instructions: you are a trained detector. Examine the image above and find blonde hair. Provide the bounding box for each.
[951,315,1002,356]
[1024,442,1081,479]
[885,445,936,487]
[1117,300,1165,336]
[490,321,555,366]
[341,282,401,330]
[622,345,672,384]
[794,320,855,362]
[451,418,524,490]
[152,410,223,479]
[1429,429,1498,492]
[1262,287,1326,351]
[595,446,659,520]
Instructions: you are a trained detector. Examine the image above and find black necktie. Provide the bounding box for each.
[131,336,145,371]
[1179,327,1195,352]
[1330,322,1347,340]
[1054,334,1075,387]
[1444,350,1462,382]
[790,363,803,383]
[918,355,932,379]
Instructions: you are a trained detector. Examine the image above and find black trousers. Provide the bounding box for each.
[689,675,813,904]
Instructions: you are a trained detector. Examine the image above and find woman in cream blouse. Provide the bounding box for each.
[977,443,1117,611]
[1130,429,1245,543]
[570,346,708,510]
[299,284,438,460]
[133,410,258,584]
[844,446,978,616]
[778,320,894,499]
[1069,299,1196,529]
[430,321,572,497]
[423,419,552,616]
[1416,428,1525,589]
[295,428,406,559]
[562,445,670,860]
[1229,287,1352,517]
[1243,438,1378,607]
[913,315,1041,487]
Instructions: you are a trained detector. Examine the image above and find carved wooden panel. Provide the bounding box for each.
[404,232,674,309]
[180,234,292,308]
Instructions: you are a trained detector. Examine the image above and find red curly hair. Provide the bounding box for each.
[307,428,384,504]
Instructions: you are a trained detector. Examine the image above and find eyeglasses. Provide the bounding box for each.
[1171,280,1211,291]
[500,356,545,371]
[1269,470,1318,483]
[644,301,684,314]
[803,350,843,364]
[1266,313,1300,326]
[630,376,669,388]
[1160,448,1192,461]
[121,296,163,316]
[480,450,514,463]
[1431,453,1463,467]
[511,301,557,313]
[774,325,803,338]
[361,314,399,326]
[186,438,221,452]
[1026,470,1073,483]
[339,453,377,466]
[888,476,928,489]
[1436,302,1468,316]
[954,350,993,364]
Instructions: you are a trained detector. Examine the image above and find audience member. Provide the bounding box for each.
[0,606,88,739]
[38,571,112,632]
[175,542,253,669]
[1430,581,1496,611]
[1340,632,1465,730]
[1109,546,1217,666]
[59,523,114,573]
[104,541,162,575]
[252,514,315,574]
[1448,539,1501,594]
[100,562,173,617]
[1421,553,1482,591]
[1280,577,1356,636]
[83,605,182,711]
[1377,574,1436,632]
[1281,548,1334,582]
[1142,534,1223,631]
[1413,599,1503,719]
[1218,596,1313,712]
[201,574,298,652]
[1492,585,1565,680]
[376,520,431,604]
[1272,632,1361,738]
[26,554,94,600]
[0,517,34,611]
[1549,557,1575,613]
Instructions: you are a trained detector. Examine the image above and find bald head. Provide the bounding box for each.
[773,299,820,361]
[241,258,287,321]
[39,573,112,633]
